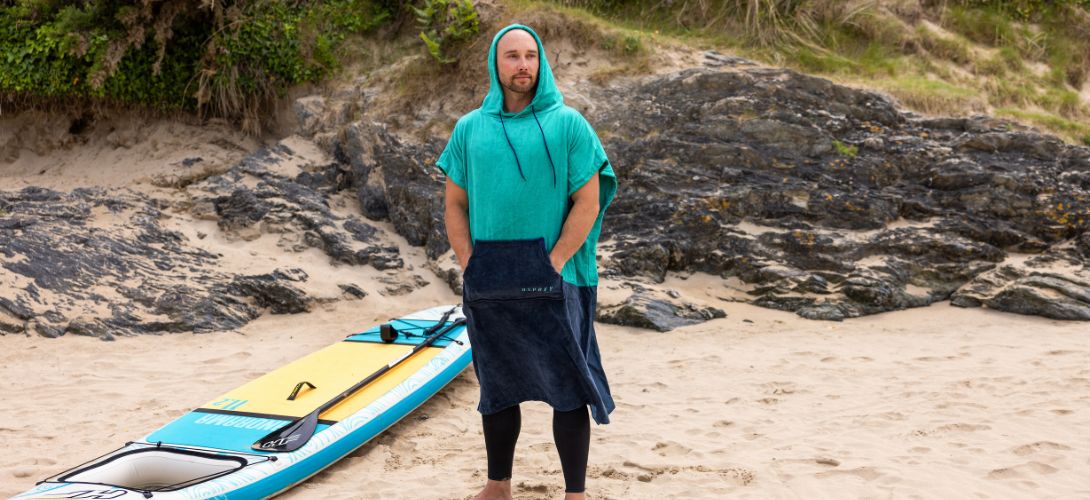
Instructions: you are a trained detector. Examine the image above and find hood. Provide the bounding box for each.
[481,24,563,116]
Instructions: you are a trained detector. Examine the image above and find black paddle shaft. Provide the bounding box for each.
[252,311,465,452]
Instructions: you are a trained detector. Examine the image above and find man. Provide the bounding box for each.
[436,24,618,500]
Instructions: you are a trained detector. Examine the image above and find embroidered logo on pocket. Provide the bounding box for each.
[521,286,554,293]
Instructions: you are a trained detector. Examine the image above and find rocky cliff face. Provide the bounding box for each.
[2,58,1088,338]
[590,66,1090,321]
[332,61,1090,324]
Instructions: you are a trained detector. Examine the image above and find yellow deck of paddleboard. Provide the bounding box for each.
[201,341,444,422]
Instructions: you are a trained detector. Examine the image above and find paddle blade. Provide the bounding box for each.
[251,412,318,452]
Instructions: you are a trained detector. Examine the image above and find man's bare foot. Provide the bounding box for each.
[473,479,513,500]
[563,492,586,500]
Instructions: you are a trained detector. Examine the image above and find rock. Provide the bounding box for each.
[32,321,65,338]
[0,187,303,336]
[986,283,1090,320]
[65,317,109,338]
[344,218,379,242]
[294,96,327,137]
[597,292,726,332]
[703,51,757,67]
[189,140,403,270]
[952,252,1090,319]
[338,283,368,299]
[230,270,313,314]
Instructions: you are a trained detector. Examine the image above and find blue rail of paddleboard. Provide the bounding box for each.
[146,413,332,454]
[226,346,472,498]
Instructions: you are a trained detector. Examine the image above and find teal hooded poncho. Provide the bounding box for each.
[437,24,617,287]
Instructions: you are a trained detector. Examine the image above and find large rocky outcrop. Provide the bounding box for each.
[0,139,410,338]
[0,187,311,338]
[4,58,1088,337]
[338,63,1089,322]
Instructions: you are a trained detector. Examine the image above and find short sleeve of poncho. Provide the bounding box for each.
[437,118,468,189]
[567,113,610,196]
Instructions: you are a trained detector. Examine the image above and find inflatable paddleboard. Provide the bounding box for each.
[12,305,470,500]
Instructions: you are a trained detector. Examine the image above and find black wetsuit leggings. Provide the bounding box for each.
[482,404,591,493]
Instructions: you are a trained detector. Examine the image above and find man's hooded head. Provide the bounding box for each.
[481,24,563,116]
[495,29,538,96]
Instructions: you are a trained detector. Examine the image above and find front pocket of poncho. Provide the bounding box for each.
[463,238,564,303]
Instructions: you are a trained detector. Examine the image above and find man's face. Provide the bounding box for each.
[496,29,539,97]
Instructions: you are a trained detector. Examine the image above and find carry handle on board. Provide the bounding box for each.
[252,308,465,453]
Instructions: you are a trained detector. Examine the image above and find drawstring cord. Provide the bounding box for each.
[498,106,558,187]
[531,107,558,188]
[498,114,527,181]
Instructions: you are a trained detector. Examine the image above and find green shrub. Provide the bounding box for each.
[600,33,642,56]
[0,1,390,132]
[946,0,1090,21]
[414,0,478,64]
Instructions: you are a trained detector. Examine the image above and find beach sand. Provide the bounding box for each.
[2,111,1090,498]
[3,112,1090,499]
[3,296,1089,499]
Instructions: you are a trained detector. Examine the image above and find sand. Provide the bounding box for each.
[2,294,1089,499]
[3,106,1090,499]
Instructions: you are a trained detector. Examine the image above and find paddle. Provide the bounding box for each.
[252,311,466,453]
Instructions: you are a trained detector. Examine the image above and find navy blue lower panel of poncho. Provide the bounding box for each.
[462,238,615,425]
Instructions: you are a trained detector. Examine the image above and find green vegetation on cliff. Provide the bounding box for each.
[3,1,1089,142]
[542,0,1090,143]
[0,0,391,131]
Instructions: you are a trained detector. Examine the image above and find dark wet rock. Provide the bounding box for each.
[338,283,368,299]
[189,142,403,270]
[377,274,430,296]
[357,184,389,220]
[577,67,1089,320]
[1078,232,1090,259]
[344,219,379,242]
[343,65,1089,323]
[32,321,66,338]
[65,317,112,340]
[294,96,327,138]
[0,315,25,334]
[148,287,259,333]
[338,122,448,259]
[0,187,323,337]
[216,188,271,238]
[597,292,726,332]
[951,248,1090,320]
[230,269,313,314]
[703,51,757,68]
[0,297,34,320]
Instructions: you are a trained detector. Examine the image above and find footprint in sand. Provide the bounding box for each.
[528,442,554,453]
[652,441,693,457]
[761,381,798,395]
[914,355,959,362]
[816,466,881,481]
[911,423,991,436]
[594,466,633,481]
[1012,441,1072,456]
[515,481,550,494]
[10,465,38,478]
[987,461,1059,479]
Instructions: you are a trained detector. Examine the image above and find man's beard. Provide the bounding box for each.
[503,73,536,95]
